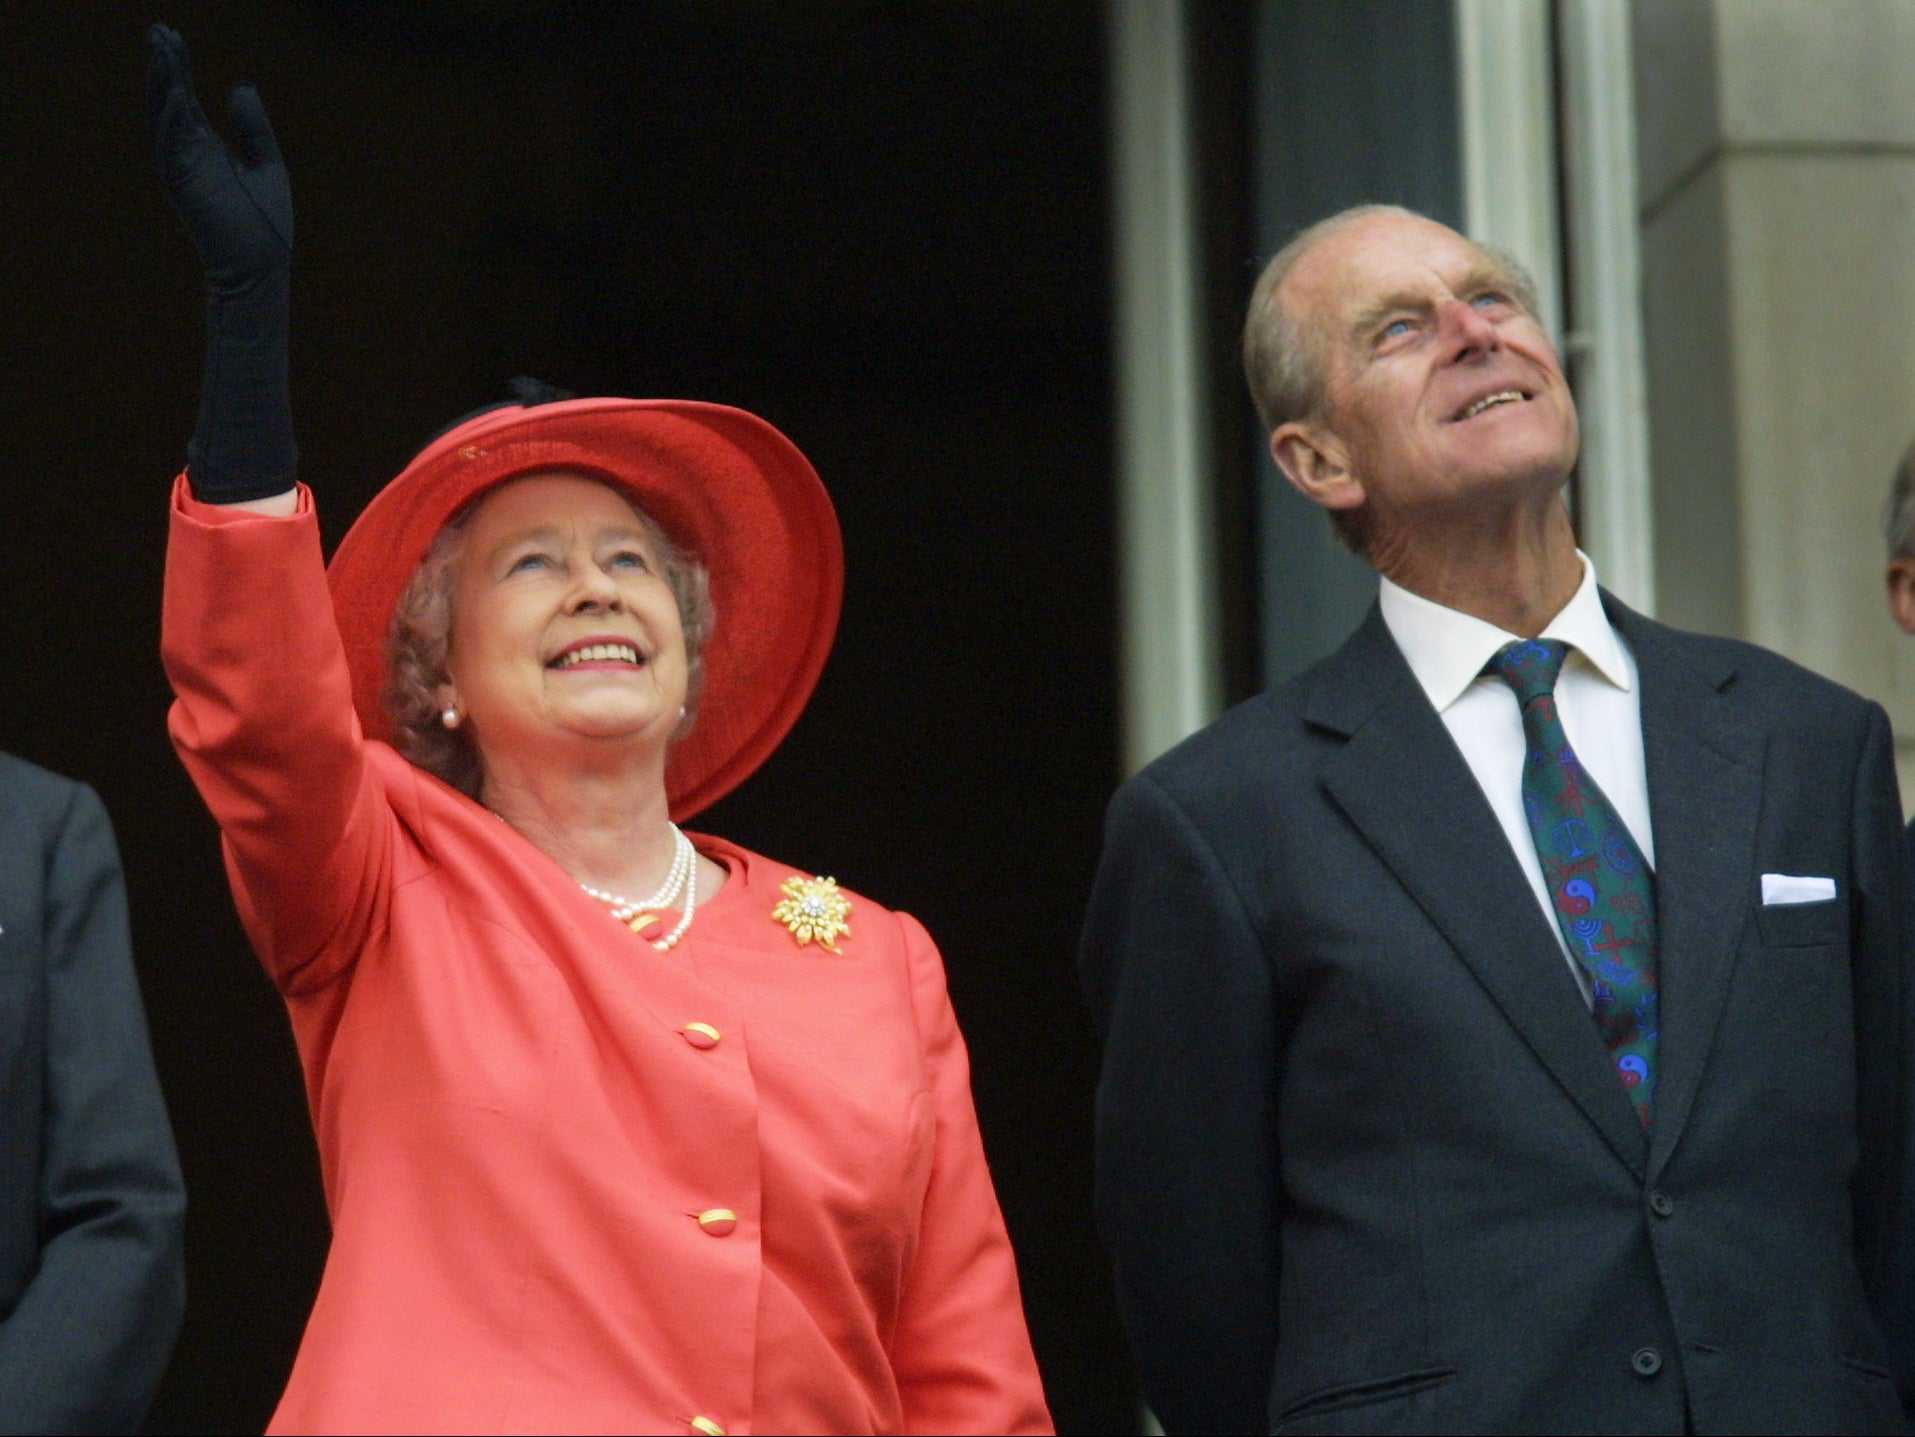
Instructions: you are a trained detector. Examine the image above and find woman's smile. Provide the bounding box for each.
[547,635,648,671]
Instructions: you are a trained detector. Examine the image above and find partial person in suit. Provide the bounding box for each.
[0,755,186,1432]
[1080,203,1915,1434]
[1882,438,1915,866]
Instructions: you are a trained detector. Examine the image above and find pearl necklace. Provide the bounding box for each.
[578,824,699,952]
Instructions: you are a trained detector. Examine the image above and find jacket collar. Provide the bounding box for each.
[1378,551,1632,714]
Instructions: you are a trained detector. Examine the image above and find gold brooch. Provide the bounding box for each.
[771,875,852,953]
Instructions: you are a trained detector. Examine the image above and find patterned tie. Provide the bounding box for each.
[1487,639,1659,1129]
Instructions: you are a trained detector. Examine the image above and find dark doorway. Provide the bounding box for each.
[0,2,1129,1429]
[1248,0,1462,684]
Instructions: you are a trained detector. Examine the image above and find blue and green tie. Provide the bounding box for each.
[1487,639,1659,1129]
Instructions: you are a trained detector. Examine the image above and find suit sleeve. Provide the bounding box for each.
[0,783,185,1435]
[161,476,393,995]
[1848,703,1915,1402]
[889,911,1053,1435]
[1079,773,1279,1436]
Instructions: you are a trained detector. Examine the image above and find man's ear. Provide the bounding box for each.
[1270,422,1366,516]
[1886,557,1915,635]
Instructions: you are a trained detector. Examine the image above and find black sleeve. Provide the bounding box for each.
[1845,704,1915,1407]
[1078,773,1279,1436]
[0,784,186,1434]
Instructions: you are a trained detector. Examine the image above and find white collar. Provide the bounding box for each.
[1378,551,1633,713]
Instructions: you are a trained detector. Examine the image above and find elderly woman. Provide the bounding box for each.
[148,27,1050,1436]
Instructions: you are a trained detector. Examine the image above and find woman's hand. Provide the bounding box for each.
[147,24,299,503]
[147,24,291,297]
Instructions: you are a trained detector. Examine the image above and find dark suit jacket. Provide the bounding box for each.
[0,754,185,1433]
[1080,597,1915,1435]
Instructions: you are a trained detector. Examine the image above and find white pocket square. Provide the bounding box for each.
[1761,873,1837,905]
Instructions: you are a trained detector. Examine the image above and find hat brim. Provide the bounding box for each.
[327,397,843,822]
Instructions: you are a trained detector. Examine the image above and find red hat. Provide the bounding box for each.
[327,396,843,822]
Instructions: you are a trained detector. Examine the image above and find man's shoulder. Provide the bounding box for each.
[0,752,94,841]
[1618,606,1880,728]
[0,749,87,801]
[1122,676,1339,825]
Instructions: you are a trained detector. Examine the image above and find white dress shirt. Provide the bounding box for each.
[1378,554,1653,1001]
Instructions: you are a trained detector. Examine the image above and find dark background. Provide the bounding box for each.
[0,2,1138,1430]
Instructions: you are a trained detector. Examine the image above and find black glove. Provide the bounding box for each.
[147,24,297,502]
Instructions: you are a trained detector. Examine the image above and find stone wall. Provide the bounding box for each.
[1634,0,1915,803]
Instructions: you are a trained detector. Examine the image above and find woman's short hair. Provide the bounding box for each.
[383,476,715,799]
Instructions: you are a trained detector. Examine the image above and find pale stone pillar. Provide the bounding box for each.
[1634,0,1915,803]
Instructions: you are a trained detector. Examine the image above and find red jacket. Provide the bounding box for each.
[162,480,1052,1436]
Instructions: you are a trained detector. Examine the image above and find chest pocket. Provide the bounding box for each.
[1756,893,1848,950]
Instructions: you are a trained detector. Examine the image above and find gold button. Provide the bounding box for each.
[682,1022,721,1049]
[690,1418,726,1437]
[696,1208,737,1236]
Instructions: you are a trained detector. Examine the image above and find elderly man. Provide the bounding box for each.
[1081,204,1915,1434]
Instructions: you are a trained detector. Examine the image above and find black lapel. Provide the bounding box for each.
[1605,597,1766,1181]
[1304,607,1650,1176]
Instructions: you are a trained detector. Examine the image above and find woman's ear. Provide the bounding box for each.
[1270,421,1366,517]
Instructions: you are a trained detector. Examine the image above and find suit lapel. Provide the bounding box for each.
[1306,609,1650,1177]
[1607,600,1766,1180]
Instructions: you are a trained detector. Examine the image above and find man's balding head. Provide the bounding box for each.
[1241,207,1570,562]
[1243,205,1544,431]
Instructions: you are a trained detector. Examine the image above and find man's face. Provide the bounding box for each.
[1278,211,1579,533]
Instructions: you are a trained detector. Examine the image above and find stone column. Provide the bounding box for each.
[1635,0,1915,798]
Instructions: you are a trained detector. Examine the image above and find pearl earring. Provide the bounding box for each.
[441,707,461,729]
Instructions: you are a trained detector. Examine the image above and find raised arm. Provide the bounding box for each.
[150,29,388,993]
